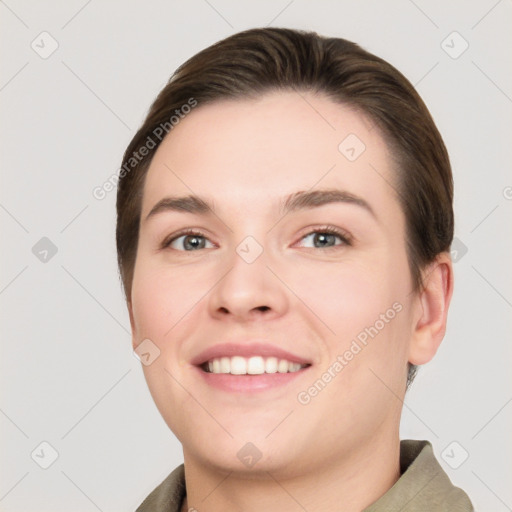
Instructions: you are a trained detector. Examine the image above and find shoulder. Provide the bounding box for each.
[365,440,474,511]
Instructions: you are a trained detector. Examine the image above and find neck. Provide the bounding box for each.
[181,433,401,512]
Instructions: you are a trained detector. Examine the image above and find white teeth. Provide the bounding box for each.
[265,357,278,374]
[278,359,289,373]
[247,356,265,374]
[204,356,307,375]
[289,362,301,372]
[220,356,230,373]
[230,356,246,375]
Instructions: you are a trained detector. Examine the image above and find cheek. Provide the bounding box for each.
[131,276,168,343]
[131,261,208,342]
[288,254,410,384]
[286,256,397,339]
[131,262,210,438]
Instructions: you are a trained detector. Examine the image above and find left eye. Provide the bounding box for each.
[298,229,350,249]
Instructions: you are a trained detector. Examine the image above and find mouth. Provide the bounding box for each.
[200,355,311,375]
[191,342,313,392]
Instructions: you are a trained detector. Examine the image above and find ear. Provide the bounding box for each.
[408,252,454,365]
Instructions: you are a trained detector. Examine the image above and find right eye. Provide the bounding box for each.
[162,229,215,251]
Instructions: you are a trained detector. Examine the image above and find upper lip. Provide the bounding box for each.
[191,342,312,366]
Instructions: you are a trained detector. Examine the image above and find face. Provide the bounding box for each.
[129,91,419,477]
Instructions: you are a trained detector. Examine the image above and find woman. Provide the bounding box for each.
[117,27,473,511]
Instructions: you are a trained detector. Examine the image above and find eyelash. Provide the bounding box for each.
[301,225,353,248]
[160,225,353,251]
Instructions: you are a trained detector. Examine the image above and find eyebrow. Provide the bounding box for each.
[145,188,376,222]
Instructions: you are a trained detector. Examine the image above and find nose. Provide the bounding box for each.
[207,239,289,323]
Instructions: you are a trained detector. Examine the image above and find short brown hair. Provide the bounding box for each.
[116,27,453,386]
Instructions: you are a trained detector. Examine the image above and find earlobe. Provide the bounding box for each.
[408,252,454,366]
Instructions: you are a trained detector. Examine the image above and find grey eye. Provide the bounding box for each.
[300,231,344,248]
[170,234,214,251]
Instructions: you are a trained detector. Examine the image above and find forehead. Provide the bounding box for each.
[141,91,402,223]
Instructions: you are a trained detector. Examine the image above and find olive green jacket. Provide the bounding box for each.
[135,440,474,511]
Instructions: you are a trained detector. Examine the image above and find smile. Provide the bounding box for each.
[202,356,310,375]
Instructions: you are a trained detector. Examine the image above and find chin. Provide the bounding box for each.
[191,444,299,479]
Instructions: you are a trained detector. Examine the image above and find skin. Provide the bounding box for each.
[128,91,453,512]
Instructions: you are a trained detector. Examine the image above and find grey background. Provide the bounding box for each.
[1,1,511,510]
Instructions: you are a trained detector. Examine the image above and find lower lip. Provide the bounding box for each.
[195,366,311,392]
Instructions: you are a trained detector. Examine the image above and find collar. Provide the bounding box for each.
[135,439,473,511]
